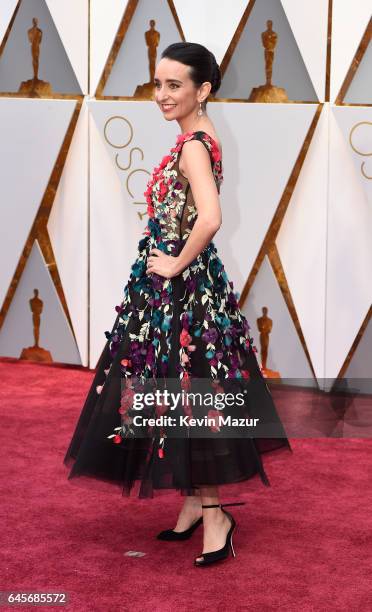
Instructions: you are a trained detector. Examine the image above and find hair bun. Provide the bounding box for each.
[161,42,221,100]
[209,53,221,94]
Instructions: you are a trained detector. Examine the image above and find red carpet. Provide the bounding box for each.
[1,358,371,611]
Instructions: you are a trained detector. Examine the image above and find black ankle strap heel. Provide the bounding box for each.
[201,502,246,509]
[195,502,245,567]
[156,515,203,541]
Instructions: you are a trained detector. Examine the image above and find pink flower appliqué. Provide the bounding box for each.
[181,370,191,391]
[176,131,194,145]
[210,139,221,163]
[180,328,192,347]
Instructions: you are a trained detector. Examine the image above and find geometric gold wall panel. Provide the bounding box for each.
[211,102,319,294]
[0,98,77,309]
[326,106,372,383]
[343,26,372,105]
[0,1,18,46]
[0,241,82,364]
[219,0,318,101]
[277,104,329,381]
[45,0,88,93]
[100,0,184,97]
[280,0,329,101]
[241,255,316,383]
[48,99,89,366]
[172,0,248,65]
[0,0,82,95]
[330,1,371,103]
[344,309,372,393]
[90,0,129,96]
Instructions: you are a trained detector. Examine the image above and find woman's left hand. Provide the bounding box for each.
[146,248,180,279]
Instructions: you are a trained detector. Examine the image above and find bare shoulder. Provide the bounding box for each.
[179,139,211,178]
[179,130,222,178]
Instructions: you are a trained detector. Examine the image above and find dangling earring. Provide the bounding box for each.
[197,102,203,117]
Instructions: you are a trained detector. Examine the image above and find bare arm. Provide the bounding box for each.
[146,139,222,279]
[173,139,222,274]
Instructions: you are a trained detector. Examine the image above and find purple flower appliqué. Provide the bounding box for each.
[146,342,155,367]
[181,312,190,330]
[228,292,237,307]
[151,274,164,291]
[185,276,197,293]
[202,328,218,344]
[230,353,240,369]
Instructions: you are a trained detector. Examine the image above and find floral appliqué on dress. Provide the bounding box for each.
[101,131,261,450]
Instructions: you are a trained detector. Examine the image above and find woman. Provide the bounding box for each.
[64,42,292,567]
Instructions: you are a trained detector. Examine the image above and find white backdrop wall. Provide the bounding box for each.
[0,0,371,393]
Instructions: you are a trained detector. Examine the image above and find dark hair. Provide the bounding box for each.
[161,42,221,105]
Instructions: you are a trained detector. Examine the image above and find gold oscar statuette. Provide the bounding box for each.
[134,19,160,99]
[249,20,289,103]
[256,306,280,379]
[18,17,53,97]
[20,289,52,362]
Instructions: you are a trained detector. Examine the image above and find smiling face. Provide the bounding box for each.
[154,57,210,122]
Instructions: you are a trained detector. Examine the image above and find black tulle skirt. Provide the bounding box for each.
[63,275,292,498]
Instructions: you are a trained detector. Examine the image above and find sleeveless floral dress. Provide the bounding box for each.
[64,130,291,498]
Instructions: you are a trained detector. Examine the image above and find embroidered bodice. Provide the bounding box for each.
[143,130,223,253]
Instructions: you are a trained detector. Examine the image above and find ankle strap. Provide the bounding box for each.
[201,502,246,509]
